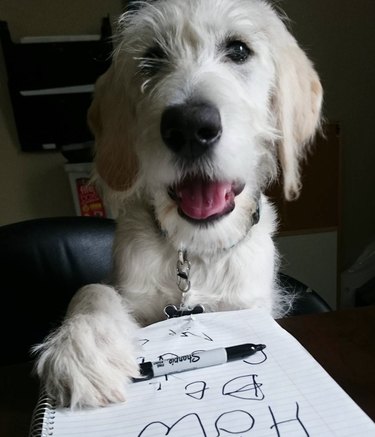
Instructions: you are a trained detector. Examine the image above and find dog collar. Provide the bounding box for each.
[152,196,261,318]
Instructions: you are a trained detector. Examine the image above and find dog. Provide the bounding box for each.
[33,0,323,408]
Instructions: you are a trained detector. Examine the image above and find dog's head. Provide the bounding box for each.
[89,0,322,249]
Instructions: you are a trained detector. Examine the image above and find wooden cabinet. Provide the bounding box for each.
[267,122,341,235]
[267,123,341,309]
[0,18,112,151]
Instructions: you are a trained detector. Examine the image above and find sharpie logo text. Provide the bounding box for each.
[169,352,201,365]
[154,352,201,368]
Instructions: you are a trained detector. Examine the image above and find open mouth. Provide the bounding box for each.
[168,176,245,224]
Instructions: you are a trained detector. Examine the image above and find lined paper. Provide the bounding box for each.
[42,309,375,436]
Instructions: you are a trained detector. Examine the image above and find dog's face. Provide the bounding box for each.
[89,0,322,251]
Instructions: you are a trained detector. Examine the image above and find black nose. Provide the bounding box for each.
[160,102,222,160]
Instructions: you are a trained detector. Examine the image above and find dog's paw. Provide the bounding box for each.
[32,312,140,408]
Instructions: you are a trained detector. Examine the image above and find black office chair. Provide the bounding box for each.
[0,216,331,365]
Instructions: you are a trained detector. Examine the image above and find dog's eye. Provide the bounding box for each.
[225,40,252,63]
[139,45,167,75]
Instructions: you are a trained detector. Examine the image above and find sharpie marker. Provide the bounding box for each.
[134,343,266,381]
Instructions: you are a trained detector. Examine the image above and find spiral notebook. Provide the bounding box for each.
[29,309,374,437]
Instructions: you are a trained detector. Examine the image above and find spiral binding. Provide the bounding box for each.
[28,386,56,437]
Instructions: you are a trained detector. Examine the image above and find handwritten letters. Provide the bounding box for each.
[47,309,375,436]
[136,324,309,437]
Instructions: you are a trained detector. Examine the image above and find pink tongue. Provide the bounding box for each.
[178,180,232,220]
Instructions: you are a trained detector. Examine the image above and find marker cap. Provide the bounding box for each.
[138,361,153,380]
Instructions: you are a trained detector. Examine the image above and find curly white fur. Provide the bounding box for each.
[33,0,322,408]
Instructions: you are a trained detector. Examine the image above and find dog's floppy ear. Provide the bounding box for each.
[273,42,323,201]
[88,65,139,192]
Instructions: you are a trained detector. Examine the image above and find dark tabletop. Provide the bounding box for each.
[278,305,375,422]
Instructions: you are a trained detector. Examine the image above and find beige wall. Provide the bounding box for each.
[0,0,374,273]
[281,0,375,270]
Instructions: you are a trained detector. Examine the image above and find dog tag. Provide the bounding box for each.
[164,304,205,318]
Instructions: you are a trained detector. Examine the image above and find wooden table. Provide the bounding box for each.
[278,305,375,421]
[1,306,374,437]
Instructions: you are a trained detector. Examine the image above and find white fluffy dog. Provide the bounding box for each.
[34,0,322,408]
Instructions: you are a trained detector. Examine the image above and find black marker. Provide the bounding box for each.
[134,343,266,381]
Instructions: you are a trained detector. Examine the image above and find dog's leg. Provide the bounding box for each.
[32,284,140,408]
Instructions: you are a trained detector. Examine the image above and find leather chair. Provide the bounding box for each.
[0,216,331,365]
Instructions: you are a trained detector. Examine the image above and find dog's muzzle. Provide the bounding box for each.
[160,101,222,160]
[161,101,244,224]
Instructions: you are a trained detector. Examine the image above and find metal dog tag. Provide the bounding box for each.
[164,250,205,318]
[164,304,205,318]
